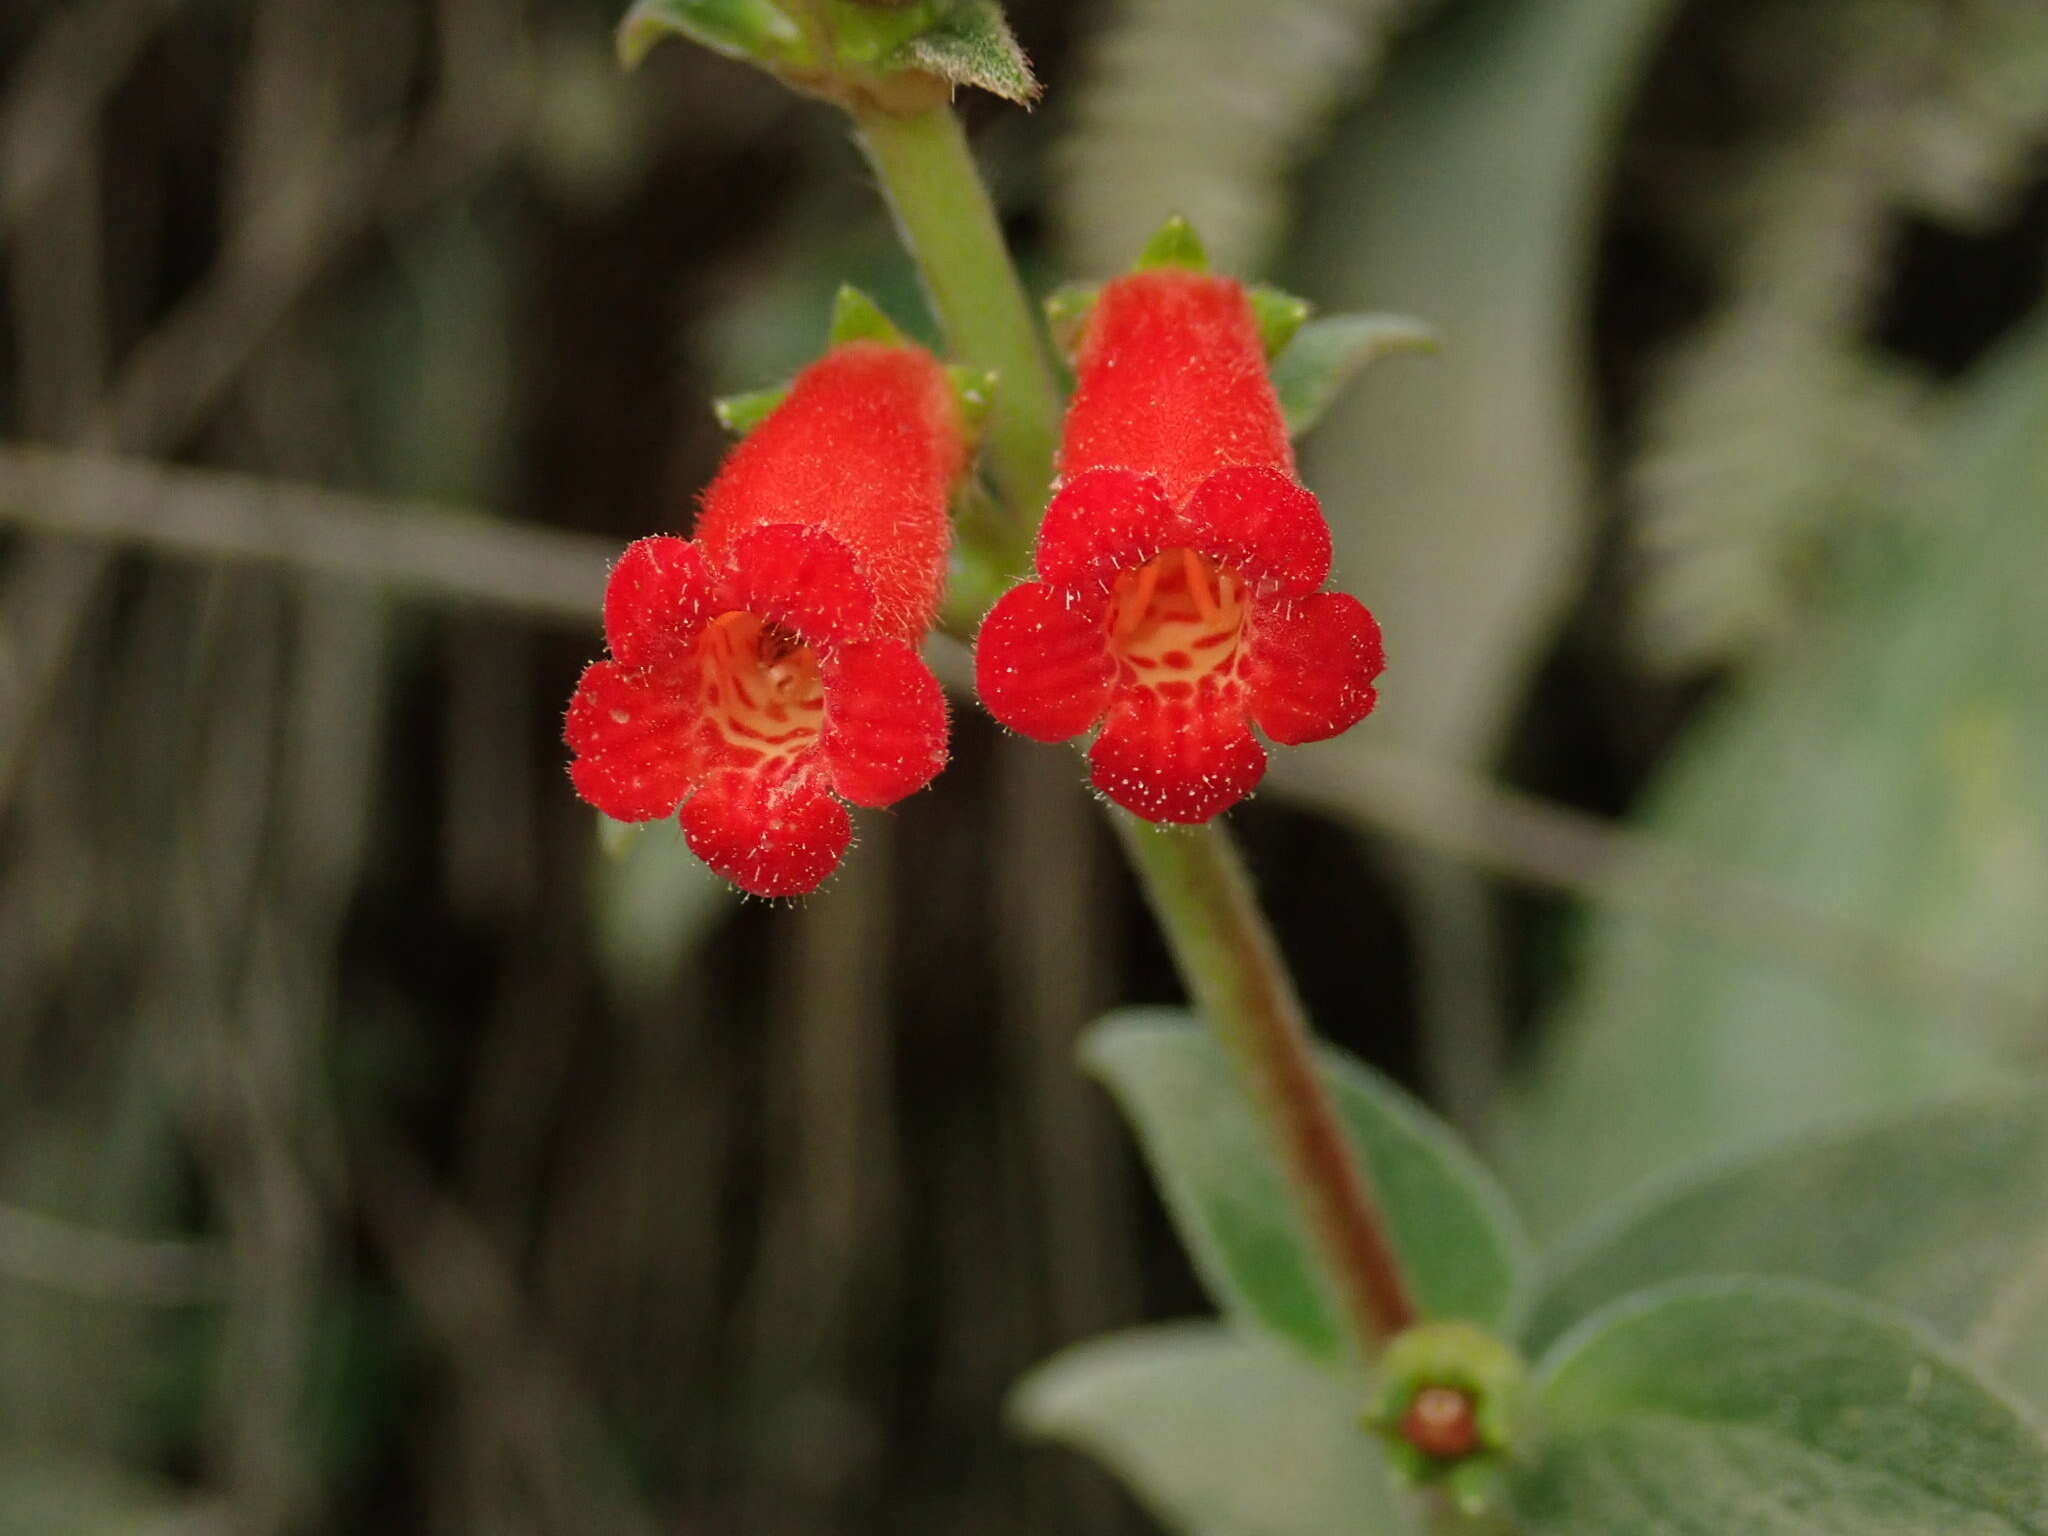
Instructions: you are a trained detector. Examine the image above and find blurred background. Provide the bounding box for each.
[3,0,2047,1529]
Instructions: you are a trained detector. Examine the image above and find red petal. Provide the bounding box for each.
[821,639,948,807]
[1179,466,1331,596]
[1089,688,1267,823]
[681,768,852,897]
[565,658,703,821]
[720,523,876,646]
[1059,271,1295,506]
[1034,469,1175,589]
[605,536,716,668]
[1244,592,1384,745]
[975,581,1115,743]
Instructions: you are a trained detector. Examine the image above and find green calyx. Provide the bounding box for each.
[830,283,910,346]
[945,364,998,430]
[1363,1321,1527,1515]
[1247,284,1312,357]
[616,0,1038,111]
[1135,214,1210,273]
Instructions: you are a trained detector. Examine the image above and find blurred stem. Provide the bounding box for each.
[1115,816,1419,1354]
[853,101,1056,562]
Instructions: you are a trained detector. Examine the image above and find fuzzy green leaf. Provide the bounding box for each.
[1011,1322,1413,1536]
[1528,1084,2048,1415]
[1271,314,1435,439]
[1081,1010,1529,1361]
[1516,1280,2048,1535]
[893,0,1039,105]
[616,0,809,70]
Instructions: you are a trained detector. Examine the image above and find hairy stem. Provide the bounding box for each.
[852,102,1058,554]
[1116,816,1419,1352]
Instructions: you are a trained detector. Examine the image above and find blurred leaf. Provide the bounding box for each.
[591,818,733,1006]
[1515,1281,2048,1535]
[893,0,1038,105]
[1271,314,1435,440]
[1081,1010,1529,1361]
[1527,1084,2048,1414]
[1282,0,1683,771]
[1055,0,1432,276]
[1507,307,2048,1236]
[1010,1322,1414,1536]
[0,1451,220,1535]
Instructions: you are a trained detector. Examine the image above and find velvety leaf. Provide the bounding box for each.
[1516,1280,2048,1535]
[894,0,1038,105]
[1011,1322,1413,1536]
[616,0,808,70]
[1528,1083,2048,1414]
[1081,1010,1529,1360]
[1271,314,1435,440]
[1505,307,2048,1236]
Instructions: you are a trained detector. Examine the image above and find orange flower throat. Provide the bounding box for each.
[699,611,824,761]
[1107,548,1246,700]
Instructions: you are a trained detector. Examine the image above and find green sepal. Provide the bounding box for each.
[1043,283,1099,359]
[616,0,810,70]
[712,384,790,436]
[889,0,1039,105]
[819,0,948,65]
[829,284,909,346]
[945,365,997,430]
[1135,215,1209,273]
[1271,312,1437,438]
[1246,284,1313,358]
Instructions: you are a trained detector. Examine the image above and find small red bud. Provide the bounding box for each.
[1400,1385,1482,1461]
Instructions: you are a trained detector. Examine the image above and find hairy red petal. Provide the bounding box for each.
[1060,271,1294,507]
[975,581,1116,743]
[720,523,875,647]
[1089,688,1268,823]
[1244,592,1385,745]
[1035,469,1176,589]
[822,640,948,807]
[1180,466,1331,597]
[691,342,963,642]
[681,768,851,897]
[604,536,716,668]
[565,658,703,821]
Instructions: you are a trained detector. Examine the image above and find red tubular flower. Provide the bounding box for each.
[976,269,1384,822]
[566,340,966,896]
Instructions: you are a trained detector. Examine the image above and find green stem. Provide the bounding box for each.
[852,103,1060,548]
[854,96,1419,1360]
[1116,816,1420,1354]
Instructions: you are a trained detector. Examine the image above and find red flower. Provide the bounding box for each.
[566,341,966,896]
[976,269,1383,822]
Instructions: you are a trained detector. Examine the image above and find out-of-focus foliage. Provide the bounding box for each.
[1083,1011,1529,1355]
[1011,1324,1410,1536]
[1528,1085,2048,1411]
[1509,304,2048,1234]
[1517,1282,2048,1536]
[1054,0,1431,276]
[1629,0,2048,672]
